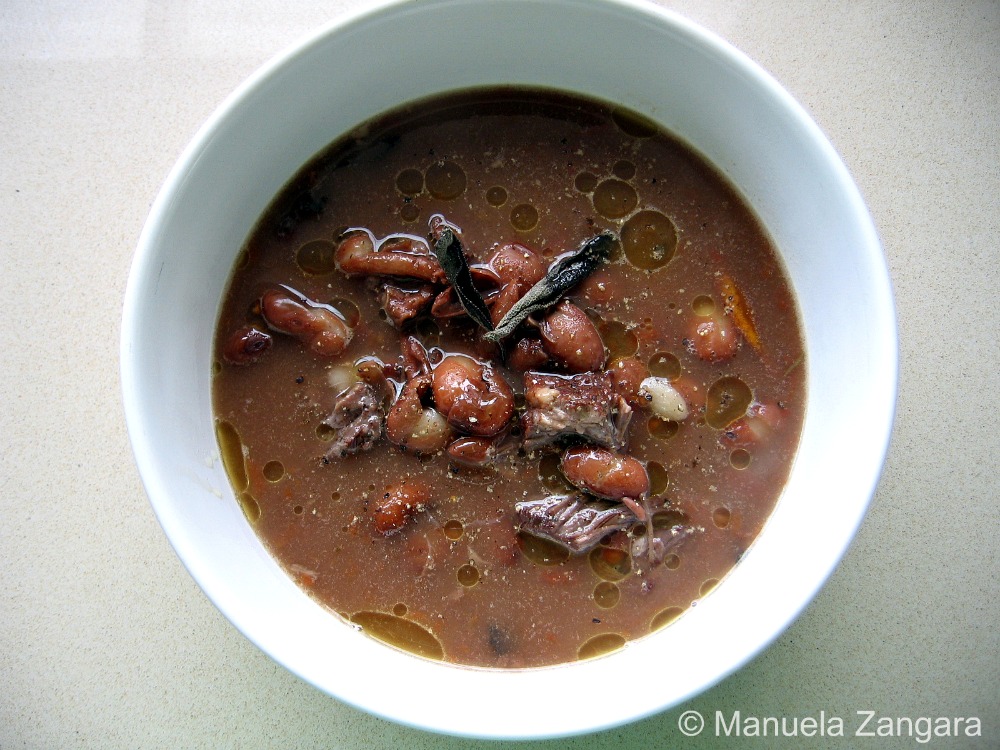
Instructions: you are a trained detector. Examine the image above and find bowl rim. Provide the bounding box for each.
[121,0,898,739]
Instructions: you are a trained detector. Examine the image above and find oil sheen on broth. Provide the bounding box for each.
[212,88,805,668]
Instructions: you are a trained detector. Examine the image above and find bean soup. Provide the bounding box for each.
[212,88,805,668]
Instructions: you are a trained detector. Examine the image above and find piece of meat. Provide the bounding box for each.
[520,371,632,451]
[375,281,436,328]
[631,520,699,568]
[514,494,638,554]
[322,382,385,458]
[400,334,432,379]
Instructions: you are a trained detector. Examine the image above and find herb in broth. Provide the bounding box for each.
[212,88,805,668]
[484,231,614,343]
[429,216,494,332]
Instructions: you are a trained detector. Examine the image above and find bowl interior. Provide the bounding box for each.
[121,0,896,739]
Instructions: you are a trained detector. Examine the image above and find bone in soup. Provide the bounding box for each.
[213,88,805,668]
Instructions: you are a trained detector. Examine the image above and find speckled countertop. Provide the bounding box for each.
[1,1,997,748]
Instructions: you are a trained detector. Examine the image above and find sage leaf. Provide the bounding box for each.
[432,225,495,332]
[484,232,614,344]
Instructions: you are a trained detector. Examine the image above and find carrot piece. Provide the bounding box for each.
[601,547,627,566]
[297,570,317,588]
[720,274,762,352]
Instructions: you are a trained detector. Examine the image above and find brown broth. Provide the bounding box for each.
[212,88,806,668]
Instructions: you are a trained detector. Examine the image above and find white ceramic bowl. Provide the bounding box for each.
[121,0,896,739]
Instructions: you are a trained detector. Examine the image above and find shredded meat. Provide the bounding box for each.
[400,335,432,378]
[322,382,385,458]
[520,371,632,451]
[631,521,700,567]
[514,494,637,553]
[375,280,436,328]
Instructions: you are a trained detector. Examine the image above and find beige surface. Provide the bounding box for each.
[1,1,997,748]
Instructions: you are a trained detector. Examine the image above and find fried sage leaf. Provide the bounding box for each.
[431,222,494,332]
[484,232,614,344]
